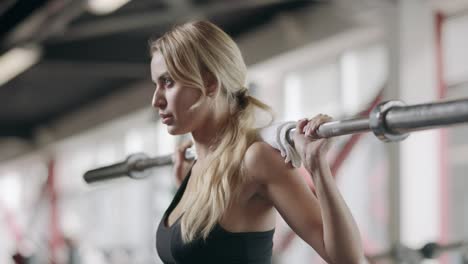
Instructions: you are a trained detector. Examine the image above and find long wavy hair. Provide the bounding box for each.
[150,21,274,243]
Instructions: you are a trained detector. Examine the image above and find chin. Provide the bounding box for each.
[166,127,180,135]
[166,125,187,135]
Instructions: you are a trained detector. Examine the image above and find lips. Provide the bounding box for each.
[159,113,173,124]
[159,113,172,119]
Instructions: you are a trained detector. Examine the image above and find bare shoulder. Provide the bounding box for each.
[244,144,329,262]
[243,141,295,184]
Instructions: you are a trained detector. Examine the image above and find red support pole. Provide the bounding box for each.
[47,158,63,264]
[0,201,23,247]
[435,11,449,264]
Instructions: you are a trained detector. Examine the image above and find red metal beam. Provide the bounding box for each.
[435,11,449,264]
[47,158,63,264]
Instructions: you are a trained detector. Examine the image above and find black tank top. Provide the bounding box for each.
[156,163,275,264]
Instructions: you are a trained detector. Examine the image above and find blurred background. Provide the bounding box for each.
[0,0,468,263]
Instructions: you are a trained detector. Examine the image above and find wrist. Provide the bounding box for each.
[305,156,329,174]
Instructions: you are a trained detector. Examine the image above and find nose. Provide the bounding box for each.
[152,87,166,109]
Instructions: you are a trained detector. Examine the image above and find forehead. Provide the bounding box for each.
[150,51,168,80]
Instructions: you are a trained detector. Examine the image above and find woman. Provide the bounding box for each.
[151,21,363,264]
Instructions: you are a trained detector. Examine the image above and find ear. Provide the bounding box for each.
[204,72,218,97]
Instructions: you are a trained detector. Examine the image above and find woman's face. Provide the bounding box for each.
[151,51,209,135]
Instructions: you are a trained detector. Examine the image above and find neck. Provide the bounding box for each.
[191,111,229,161]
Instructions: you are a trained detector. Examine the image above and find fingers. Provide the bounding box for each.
[296,118,309,134]
[301,114,332,138]
[178,140,193,152]
[293,114,334,161]
[172,140,193,163]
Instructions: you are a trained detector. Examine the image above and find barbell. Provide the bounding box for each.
[367,240,468,262]
[83,98,468,183]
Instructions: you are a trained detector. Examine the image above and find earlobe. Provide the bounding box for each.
[206,85,219,99]
[206,82,217,97]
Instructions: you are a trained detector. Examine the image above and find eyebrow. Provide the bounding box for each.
[152,72,171,84]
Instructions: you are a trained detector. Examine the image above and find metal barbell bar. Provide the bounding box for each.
[84,98,468,184]
[286,98,468,143]
[84,148,197,183]
[367,240,468,263]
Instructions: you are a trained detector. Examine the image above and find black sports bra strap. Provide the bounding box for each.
[165,160,196,219]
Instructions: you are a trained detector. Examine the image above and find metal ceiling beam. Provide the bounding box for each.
[0,0,17,17]
[47,80,154,142]
[53,0,324,42]
[163,0,195,16]
[3,0,86,48]
[34,60,148,79]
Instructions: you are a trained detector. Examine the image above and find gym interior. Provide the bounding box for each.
[0,0,468,263]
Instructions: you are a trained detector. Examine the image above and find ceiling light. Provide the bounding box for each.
[0,45,41,86]
[87,0,131,15]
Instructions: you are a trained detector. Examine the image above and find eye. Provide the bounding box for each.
[163,77,174,87]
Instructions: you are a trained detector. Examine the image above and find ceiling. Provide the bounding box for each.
[0,0,323,140]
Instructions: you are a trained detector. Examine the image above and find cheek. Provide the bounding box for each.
[164,89,202,130]
[167,93,206,134]
[173,88,202,113]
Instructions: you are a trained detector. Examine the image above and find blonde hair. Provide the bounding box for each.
[150,21,274,243]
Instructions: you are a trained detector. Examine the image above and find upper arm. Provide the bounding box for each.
[244,142,330,262]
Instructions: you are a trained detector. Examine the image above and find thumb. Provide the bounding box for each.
[182,140,193,148]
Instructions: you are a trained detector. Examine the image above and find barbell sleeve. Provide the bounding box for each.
[83,148,196,183]
[83,161,131,183]
[385,98,468,134]
[286,98,468,143]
